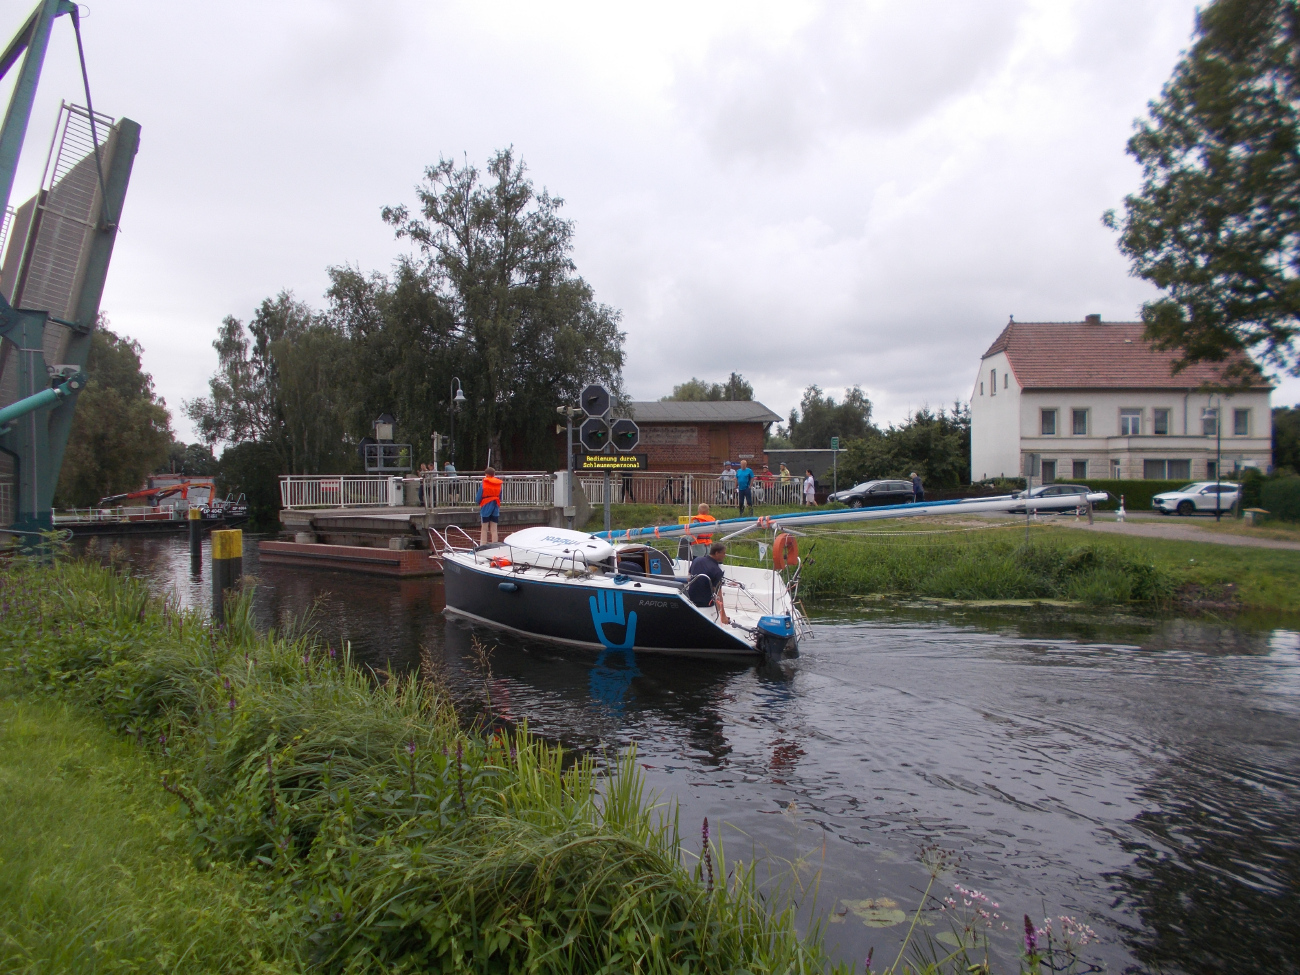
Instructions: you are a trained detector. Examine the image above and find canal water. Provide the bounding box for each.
[92,535,1300,974]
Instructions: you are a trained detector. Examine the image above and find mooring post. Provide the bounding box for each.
[188,505,202,572]
[211,529,243,623]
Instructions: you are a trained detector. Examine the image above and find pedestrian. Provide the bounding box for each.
[476,466,502,544]
[622,469,635,503]
[689,502,717,544]
[803,469,816,506]
[735,459,754,517]
[911,471,924,503]
[687,542,730,624]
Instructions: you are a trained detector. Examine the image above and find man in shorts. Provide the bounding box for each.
[477,466,503,544]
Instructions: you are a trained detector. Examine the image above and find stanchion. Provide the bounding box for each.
[188,506,202,574]
[211,529,243,623]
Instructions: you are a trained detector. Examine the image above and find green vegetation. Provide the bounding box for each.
[1261,475,1300,521]
[1057,478,1195,512]
[0,558,848,974]
[662,373,753,402]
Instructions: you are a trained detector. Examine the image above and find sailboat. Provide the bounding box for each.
[434,491,1108,658]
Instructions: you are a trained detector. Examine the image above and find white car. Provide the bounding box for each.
[1151,481,1240,516]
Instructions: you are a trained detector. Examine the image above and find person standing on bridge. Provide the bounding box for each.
[735,459,755,517]
[476,466,503,544]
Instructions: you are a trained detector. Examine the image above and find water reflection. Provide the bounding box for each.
[77,536,1300,975]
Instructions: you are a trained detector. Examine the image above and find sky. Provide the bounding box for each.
[5,0,1297,442]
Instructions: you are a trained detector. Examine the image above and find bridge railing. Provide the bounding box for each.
[280,475,391,509]
[579,472,806,507]
[422,472,554,509]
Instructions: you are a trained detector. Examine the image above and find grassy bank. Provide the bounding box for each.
[0,558,847,974]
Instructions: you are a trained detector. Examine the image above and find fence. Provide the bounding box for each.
[52,505,190,525]
[0,480,11,526]
[579,471,805,508]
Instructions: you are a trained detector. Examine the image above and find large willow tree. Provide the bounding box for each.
[380,148,625,469]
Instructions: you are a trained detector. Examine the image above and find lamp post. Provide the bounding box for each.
[1203,395,1222,521]
[448,378,466,471]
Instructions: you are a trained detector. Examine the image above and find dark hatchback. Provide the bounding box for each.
[827,479,915,507]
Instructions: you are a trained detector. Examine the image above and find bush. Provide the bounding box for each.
[1056,478,1202,512]
[1261,476,1300,522]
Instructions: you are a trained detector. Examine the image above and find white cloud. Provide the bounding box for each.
[3,0,1294,442]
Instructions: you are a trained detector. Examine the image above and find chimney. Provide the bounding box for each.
[1084,313,1102,324]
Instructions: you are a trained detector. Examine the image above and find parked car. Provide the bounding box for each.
[1008,483,1110,514]
[1151,482,1240,516]
[828,479,915,507]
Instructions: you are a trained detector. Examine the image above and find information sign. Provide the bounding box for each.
[579,453,647,471]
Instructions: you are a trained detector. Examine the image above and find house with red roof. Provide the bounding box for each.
[971,315,1273,483]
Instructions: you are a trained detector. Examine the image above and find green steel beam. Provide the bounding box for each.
[0,371,84,425]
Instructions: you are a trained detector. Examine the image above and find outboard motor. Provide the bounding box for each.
[756,614,797,657]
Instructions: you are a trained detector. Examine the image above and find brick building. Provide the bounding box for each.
[628,401,782,472]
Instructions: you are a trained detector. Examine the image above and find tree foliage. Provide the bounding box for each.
[838,405,971,489]
[162,441,217,477]
[662,373,753,402]
[381,148,624,467]
[1275,403,1300,472]
[786,385,875,449]
[55,326,172,507]
[1105,0,1300,378]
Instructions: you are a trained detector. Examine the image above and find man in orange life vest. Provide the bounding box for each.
[477,467,503,544]
[689,502,716,545]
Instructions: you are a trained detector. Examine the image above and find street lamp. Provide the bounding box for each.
[1203,395,1222,521]
[448,378,466,471]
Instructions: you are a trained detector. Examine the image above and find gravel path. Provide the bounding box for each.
[1065,519,1300,551]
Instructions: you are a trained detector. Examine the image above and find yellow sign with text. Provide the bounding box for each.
[578,453,647,471]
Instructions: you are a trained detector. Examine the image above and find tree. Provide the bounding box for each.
[1104,0,1300,379]
[662,373,753,402]
[1275,403,1300,472]
[55,325,172,507]
[382,148,625,467]
[838,405,971,488]
[786,385,875,448]
[162,441,217,476]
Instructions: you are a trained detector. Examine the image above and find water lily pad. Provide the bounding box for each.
[936,930,976,949]
[841,897,907,927]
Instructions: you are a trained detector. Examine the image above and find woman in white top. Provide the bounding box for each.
[803,470,816,505]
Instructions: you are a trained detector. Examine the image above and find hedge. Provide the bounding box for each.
[1056,478,1207,512]
[1261,476,1300,522]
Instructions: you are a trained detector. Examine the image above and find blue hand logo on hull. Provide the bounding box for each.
[589,590,638,650]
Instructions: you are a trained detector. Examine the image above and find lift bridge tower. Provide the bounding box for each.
[0,0,139,541]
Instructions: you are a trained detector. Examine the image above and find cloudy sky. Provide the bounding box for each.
[6,0,1296,441]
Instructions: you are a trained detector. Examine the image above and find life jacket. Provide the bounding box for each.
[689,513,716,543]
[479,475,503,508]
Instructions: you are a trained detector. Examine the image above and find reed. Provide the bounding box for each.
[0,557,851,974]
[798,532,1176,605]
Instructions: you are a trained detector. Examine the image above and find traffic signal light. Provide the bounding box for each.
[579,416,610,452]
[580,384,611,418]
[610,417,639,452]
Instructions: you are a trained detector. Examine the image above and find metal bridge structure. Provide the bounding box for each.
[0,0,139,539]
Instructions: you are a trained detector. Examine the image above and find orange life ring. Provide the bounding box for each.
[772,532,798,570]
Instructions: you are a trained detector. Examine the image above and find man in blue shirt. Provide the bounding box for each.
[735,459,755,517]
[687,543,730,623]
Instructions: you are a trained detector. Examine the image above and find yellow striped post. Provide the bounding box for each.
[211,529,243,622]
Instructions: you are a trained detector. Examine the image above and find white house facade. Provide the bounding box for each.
[970,317,1273,483]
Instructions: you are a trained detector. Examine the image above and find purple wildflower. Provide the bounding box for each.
[1024,914,1038,955]
[407,739,417,756]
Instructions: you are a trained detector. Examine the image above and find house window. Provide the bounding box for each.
[1072,460,1088,479]
[1153,409,1170,435]
[980,382,984,395]
[1202,409,1218,436]
[1041,409,1057,435]
[1144,459,1191,479]
[1233,409,1250,436]
[1041,460,1057,483]
[1072,409,1088,435]
[1207,460,1218,480]
[1120,409,1142,436]
[990,369,997,396]
[1110,459,1121,479]
[1004,373,1008,389]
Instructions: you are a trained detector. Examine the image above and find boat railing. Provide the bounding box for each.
[52,504,191,525]
[579,471,805,507]
[426,524,480,568]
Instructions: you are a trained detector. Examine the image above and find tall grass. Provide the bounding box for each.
[0,558,849,974]
[798,533,1176,605]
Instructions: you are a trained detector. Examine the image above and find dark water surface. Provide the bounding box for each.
[95,535,1300,974]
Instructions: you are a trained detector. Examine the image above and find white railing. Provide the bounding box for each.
[52,505,190,524]
[579,471,805,507]
[422,473,554,508]
[280,475,392,509]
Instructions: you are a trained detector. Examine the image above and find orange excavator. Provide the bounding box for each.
[98,481,216,508]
